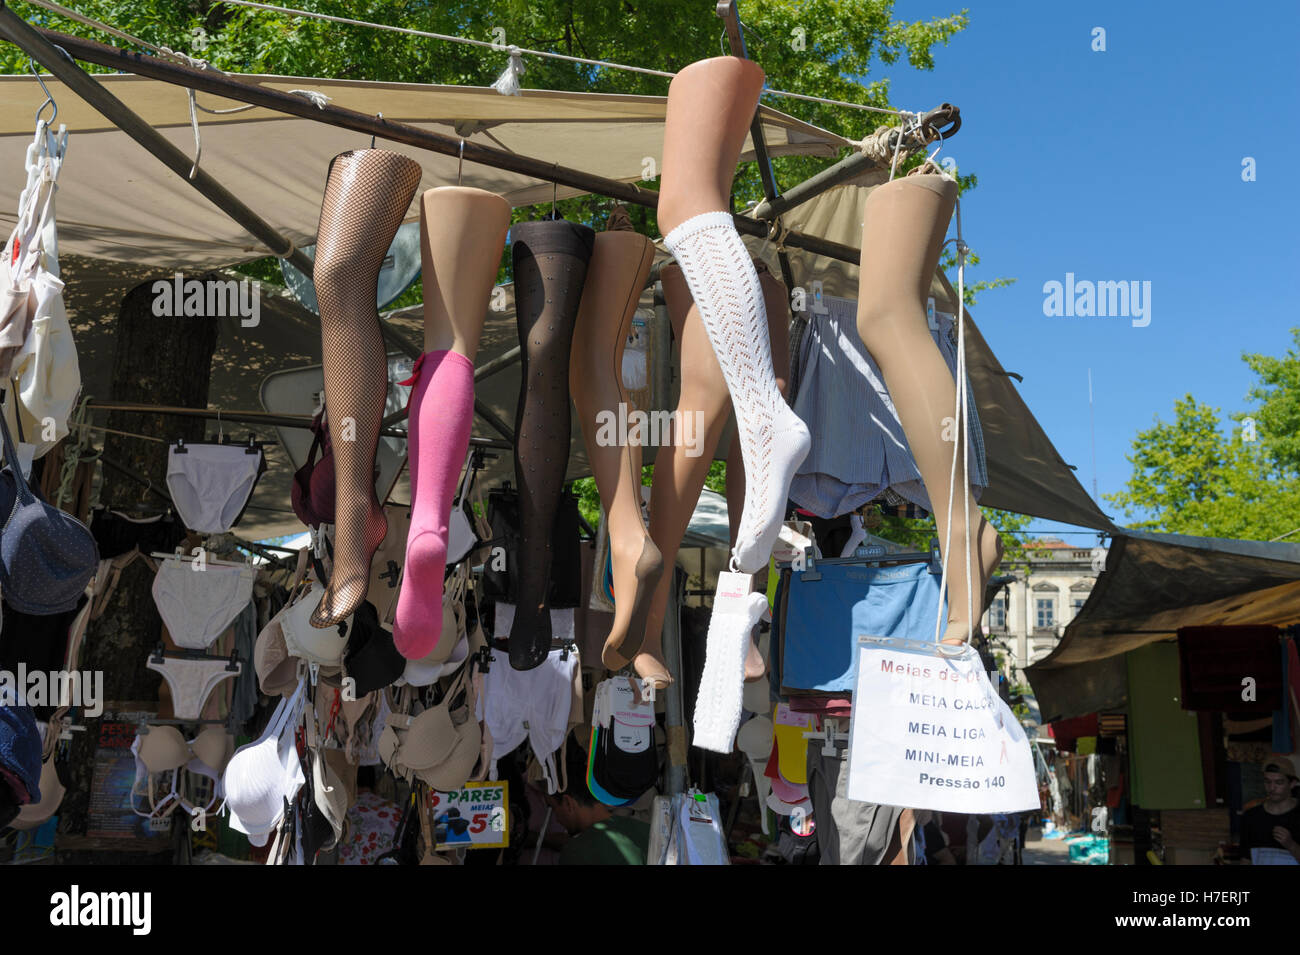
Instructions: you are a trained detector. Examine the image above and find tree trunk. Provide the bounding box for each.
[58,276,220,851]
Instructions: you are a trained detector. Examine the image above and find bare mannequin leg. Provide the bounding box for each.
[312,149,422,627]
[658,57,809,575]
[570,229,664,671]
[635,264,731,687]
[392,186,510,659]
[635,263,788,687]
[855,175,999,645]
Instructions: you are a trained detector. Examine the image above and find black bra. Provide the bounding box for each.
[343,601,405,697]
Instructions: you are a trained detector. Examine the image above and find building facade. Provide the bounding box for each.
[982,537,1106,681]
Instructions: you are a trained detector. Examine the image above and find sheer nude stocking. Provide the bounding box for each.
[855,174,1001,645]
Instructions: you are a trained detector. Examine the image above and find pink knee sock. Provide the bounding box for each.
[393,349,474,659]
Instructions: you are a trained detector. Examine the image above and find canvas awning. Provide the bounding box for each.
[0,73,847,268]
[3,70,1110,545]
[1026,529,1300,721]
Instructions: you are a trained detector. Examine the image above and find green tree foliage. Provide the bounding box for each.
[6,1,970,244]
[1106,330,1300,541]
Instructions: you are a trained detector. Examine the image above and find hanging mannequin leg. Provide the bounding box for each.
[855,174,998,644]
[658,57,810,576]
[634,264,732,688]
[393,186,510,660]
[312,149,422,628]
[570,229,664,671]
[507,219,595,671]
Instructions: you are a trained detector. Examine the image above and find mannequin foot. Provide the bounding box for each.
[633,649,673,689]
[509,601,552,671]
[731,404,811,574]
[392,530,449,659]
[743,633,766,681]
[601,537,664,670]
[312,497,386,627]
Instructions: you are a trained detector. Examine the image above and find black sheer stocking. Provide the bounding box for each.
[508,219,595,669]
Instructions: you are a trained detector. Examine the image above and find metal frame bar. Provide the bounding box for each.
[85,399,513,448]
[0,4,425,360]
[716,0,796,290]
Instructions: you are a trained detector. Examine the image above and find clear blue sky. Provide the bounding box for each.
[878,0,1299,540]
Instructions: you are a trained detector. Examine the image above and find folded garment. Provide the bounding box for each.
[789,295,987,518]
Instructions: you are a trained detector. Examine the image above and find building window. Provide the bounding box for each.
[988,595,1006,630]
[1072,596,1087,615]
[1036,598,1055,629]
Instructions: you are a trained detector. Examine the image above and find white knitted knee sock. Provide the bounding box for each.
[664,211,810,574]
[692,590,769,753]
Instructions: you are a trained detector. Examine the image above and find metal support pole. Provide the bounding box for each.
[10,21,866,266]
[662,568,689,795]
[716,0,796,291]
[751,148,884,220]
[473,345,522,382]
[473,399,516,446]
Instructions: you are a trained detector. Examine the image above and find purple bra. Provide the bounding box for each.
[291,410,335,527]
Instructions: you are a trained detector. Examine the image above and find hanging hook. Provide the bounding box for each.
[28,59,57,126]
[457,138,465,186]
[216,408,223,443]
[370,112,382,149]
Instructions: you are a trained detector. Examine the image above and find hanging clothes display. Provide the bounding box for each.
[2,119,81,458]
[788,295,987,519]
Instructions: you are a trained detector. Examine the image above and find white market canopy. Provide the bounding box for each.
[0,71,1112,544]
[0,72,846,267]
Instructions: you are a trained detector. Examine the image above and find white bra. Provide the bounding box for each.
[223,678,307,847]
[281,586,349,670]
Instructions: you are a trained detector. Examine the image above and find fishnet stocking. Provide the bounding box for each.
[311,149,422,627]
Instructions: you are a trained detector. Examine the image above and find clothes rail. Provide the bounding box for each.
[8,20,869,268]
[84,400,513,450]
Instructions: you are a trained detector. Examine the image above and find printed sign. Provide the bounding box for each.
[427,781,509,851]
[88,709,166,840]
[845,638,1039,814]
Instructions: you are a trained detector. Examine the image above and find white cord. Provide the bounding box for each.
[212,0,912,117]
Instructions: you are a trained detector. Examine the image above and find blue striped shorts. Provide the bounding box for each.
[788,294,988,519]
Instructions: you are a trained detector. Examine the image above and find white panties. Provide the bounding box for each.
[166,443,264,534]
[147,655,242,722]
[152,558,255,649]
